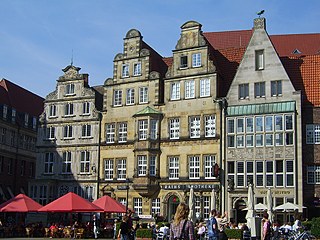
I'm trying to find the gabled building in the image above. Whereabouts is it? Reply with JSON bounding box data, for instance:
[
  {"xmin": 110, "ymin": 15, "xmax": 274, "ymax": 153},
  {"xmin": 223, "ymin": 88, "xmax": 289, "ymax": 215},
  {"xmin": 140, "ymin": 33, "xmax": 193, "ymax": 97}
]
[
  {"xmin": 30, "ymin": 65, "xmax": 103, "ymax": 204},
  {"xmin": 0, "ymin": 79, "xmax": 44, "ymax": 203}
]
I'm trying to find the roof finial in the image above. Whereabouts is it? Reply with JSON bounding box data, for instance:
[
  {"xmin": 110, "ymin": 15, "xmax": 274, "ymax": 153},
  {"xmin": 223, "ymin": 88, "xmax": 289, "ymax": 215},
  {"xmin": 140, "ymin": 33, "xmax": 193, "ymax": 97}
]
[
  {"xmin": 256, "ymin": 10, "xmax": 265, "ymax": 18},
  {"xmin": 71, "ymin": 49, "xmax": 74, "ymax": 66}
]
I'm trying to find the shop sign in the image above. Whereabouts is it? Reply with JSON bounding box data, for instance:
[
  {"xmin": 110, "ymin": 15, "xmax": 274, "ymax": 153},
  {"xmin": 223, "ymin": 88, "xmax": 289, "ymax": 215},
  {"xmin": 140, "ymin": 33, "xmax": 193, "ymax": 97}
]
[{"xmin": 161, "ymin": 184, "xmax": 218, "ymax": 190}]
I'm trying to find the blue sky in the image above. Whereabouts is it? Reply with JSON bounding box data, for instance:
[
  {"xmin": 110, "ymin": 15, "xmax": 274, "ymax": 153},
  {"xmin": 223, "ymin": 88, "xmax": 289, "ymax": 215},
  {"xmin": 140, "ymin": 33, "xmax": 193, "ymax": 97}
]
[{"xmin": 1, "ymin": 0, "xmax": 319, "ymax": 97}]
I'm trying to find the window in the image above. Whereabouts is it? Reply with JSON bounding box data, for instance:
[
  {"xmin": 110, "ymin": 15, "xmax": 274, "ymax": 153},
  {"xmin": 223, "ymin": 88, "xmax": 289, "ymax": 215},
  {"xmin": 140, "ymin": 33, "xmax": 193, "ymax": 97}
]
[
  {"xmin": 24, "ymin": 114, "xmax": 29, "ymax": 127},
  {"xmin": 200, "ymin": 79, "xmax": 210, "ymax": 97},
  {"xmin": 65, "ymin": 103, "xmax": 74, "ymax": 116},
  {"xmin": 104, "ymin": 159, "xmax": 114, "ymax": 180},
  {"xmin": 62, "ymin": 151, "xmax": 72, "ymax": 173},
  {"xmin": 114, "ymin": 90, "xmax": 122, "ymax": 106},
  {"xmin": 169, "ymin": 156, "xmax": 179, "ymax": 179},
  {"xmin": 306, "ymin": 124, "xmax": 320, "ymax": 144},
  {"xmin": 80, "ymin": 151, "xmax": 90, "ymax": 173},
  {"xmin": 83, "ymin": 102, "xmax": 90, "ymax": 115},
  {"xmin": 44, "ymin": 152, "xmax": 54, "ymax": 174},
  {"xmin": 12, "ymin": 109, "xmax": 16, "ymax": 122},
  {"xmin": 126, "ymin": 88, "xmax": 135, "ymax": 105},
  {"xmin": 185, "ymin": 80, "xmax": 195, "ymax": 99},
  {"xmin": 239, "ymin": 84, "xmax": 249, "ymax": 99},
  {"xmin": 117, "ymin": 159, "xmax": 126, "ymax": 180},
  {"xmin": 138, "ymin": 155, "xmax": 147, "ymax": 176},
  {"xmin": 266, "ymin": 161, "xmax": 273, "ymax": 186},
  {"xmin": 276, "ymin": 160, "xmax": 284, "ymax": 187},
  {"xmin": 246, "ymin": 117, "xmax": 254, "ymax": 132},
  {"xmin": 82, "ymin": 125, "xmax": 91, "ymax": 137},
  {"xmin": 237, "ymin": 118, "xmax": 244, "ymax": 133},
  {"xmin": 275, "ymin": 133, "xmax": 283, "ymax": 146},
  {"xmin": 271, "ymin": 80, "xmax": 282, "ymax": 96},
  {"xmin": 133, "ymin": 62, "xmax": 141, "ymax": 76},
  {"xmin": 122, "ymin": 64, "xmax": 129, "ymax": 77},
  {"xmin": 49, "ymin": 105, "xmax": 57, "ymax": 117},
  {"xmin": 139, "ymin": 87, "xmax": 148, "ymax": 104},
  {"xmin": 64, "ymin": 125, "xmax": 73, "ymax": 139},
  {"xmin": 138, "ymin": 120, "xmax": 148, "ymax": 140},
  {"xmin": 39, "ymin": 185, "xmax": 47, "ymax": 205},
  {"xmin": 189, "ymin": 155, "xmax": 200, "ymax": 179},
  {"xmin": 150, "ymin": 120, "xmax": 158, "ymax": 140},
  {"xmin": 118, "ymin": 122, "xmax": 127, "ymax": 143},
  {"xmin": 204, "ymin": 155, "xmax": 216, "ymax": 179},
  {"xmin": 227, "ymin": 119, "xmax": 235, "ymax": 147},
  {"xmin": 265, "ymin": 116, "xmax": 273, "ymax": 132},
  {"xmin": 246, "ymin": 135, "xmax": 254, "ymax": 147},
  {"xmin": 265, "ymin": 134, "xmax": 273, "ymax": 146},
  {"xmin": 256, "ymin": 161, "xmax": 264, "ymax": 187},
  {"xmin": 237, "ymin": 161, "xmax": 245, "ymax": 187},
  {"xmin": 205, "ymin": 115, "xmax": 216, "ymax": 137},
  {"xmin": 307, "ymin": 166, "xmax": 320, "ymax": 184},
  {"xmin": 169, "ymin": 118, "xmax": 180, "ymax": 139},
  {"xmin": 0, "ymin": 128, "xmax": 6, "ymax": 143},
  {"xmin": 150, "ymin": 155, "xmax": 157, "ymax": 176},
  {"xmin": 255, "ymin": 50, "xmax": 264, "ymax": 70},
  {"xmin": 286, "ymin": 160, "xmax": 294, "ymax": 187},
  {"xmin": 66, "ymin": 83, "xmax": 75, "ymax": 95},
  {"xmin": 203, "ymin": 196, "xmax": 210, "ymax": 219},
  {"xmin": 189, "ymin": 116, "xmax": 200, "ymax": 138},
  {"xmin": 134, "ymin": 198, "xmax": 142, "ymax": 215},
  {"xmin": 180, "ymin": 56, "xmax": 188, "ymax": 68},
  {"xmin": 32, "ymin": 117, "xmax": 37, "ymax": 129},
  {"xmin": 106, "ymin": 123, "xmax": 115, "ymax": 143},
  {"xmin": 151, "ymin": 198, "xmax": 161, "ymax": 215},
  {"xmin": 247, "ymin": 161, "xmax": 254, "ymax": 186},
  {"xmin": 171, "ymin": 82, "xmax": 180, "ymax": 100},
  {"xmin": 275, "ymin": 115, "xmax": 283, "ymax": 131},
  {"xmin": 3, "ymin": 105, "xmax": 7, "ymax": 119},
  {"xmin": 237, "ymin": 135, "xmax": 244, "ymax": 147},
  {"xmin": 20, "ymin": 160, "xmax": 26, "ymax": 176},
  {"xmin": 227, "ymin": 162, "xmax": 235, "ymax": 184},
  {"xmin": 256, "ymin": 134, "xmax": 263, "ymax": 147},
  {"xmin": 255, "ymin": 117, "xmax": 264, "ymax": 132},
  {"xmin": 8, "ymin": 158, "xmax": 13, "ymax": 175},
  {"xmin": 254, "ymin": 82, "xmax": 265, "ymax": 98},
  {"xmin": 192, "ymin": 53, "xmax": 201, "ymax": 67},
  {"xmin": 47, "ymin": 127, "xmax": 55, "ymax": 140}
]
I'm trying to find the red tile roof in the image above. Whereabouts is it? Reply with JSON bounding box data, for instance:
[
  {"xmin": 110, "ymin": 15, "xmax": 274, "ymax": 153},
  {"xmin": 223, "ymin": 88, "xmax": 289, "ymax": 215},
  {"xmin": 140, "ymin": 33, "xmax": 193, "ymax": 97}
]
[{"xmin": 0, "ymin": 78, "xmax": 44, "ymax": 116}]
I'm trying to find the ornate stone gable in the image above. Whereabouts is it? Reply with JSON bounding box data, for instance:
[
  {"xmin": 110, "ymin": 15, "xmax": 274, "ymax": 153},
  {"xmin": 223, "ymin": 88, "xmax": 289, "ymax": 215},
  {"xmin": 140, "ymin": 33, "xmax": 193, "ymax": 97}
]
[{"xmin": 175, "ymin": 21, "xmax": 207, "ymax": 50}]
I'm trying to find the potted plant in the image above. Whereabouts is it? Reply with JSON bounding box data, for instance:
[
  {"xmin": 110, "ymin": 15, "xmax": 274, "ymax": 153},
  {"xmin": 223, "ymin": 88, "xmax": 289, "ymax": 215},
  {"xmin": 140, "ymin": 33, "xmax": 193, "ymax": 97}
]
[{"xmin": 136, "ymin": 228, "xmax": 153, "ymax": 240}]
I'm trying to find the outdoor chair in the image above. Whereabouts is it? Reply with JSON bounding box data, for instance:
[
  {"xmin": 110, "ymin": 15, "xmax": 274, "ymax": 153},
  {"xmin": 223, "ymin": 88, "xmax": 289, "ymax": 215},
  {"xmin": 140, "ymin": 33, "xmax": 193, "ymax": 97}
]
[
  {"xmin": 44, "ymin": 227, "xmax": 50, "ymax": 238},
  {"xmin": 63, "ymin": 227, "xmax": 72, "ymax": 238},
  {"xmin": 25, "ymin": 227, "xmax": 34, "ymax": 238},
  {"xmin": 75, "ymin": 228, "xmax": 85, "ymax": 239}
]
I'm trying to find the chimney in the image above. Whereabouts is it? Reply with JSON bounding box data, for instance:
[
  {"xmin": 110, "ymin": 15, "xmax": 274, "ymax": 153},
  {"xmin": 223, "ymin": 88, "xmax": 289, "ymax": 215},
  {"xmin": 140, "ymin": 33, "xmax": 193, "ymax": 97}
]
[{"xmin": 254, "ymin": 17, "xmax": 266, "ymax": 30}]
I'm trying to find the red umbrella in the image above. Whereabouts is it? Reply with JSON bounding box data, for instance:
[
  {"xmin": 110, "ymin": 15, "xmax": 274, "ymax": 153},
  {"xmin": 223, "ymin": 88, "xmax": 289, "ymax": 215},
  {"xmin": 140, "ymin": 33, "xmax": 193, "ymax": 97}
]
[
  {"xmin": 93, "ymin": 195, "xmax": 127, "ymax": 213},
  {"xmin": 38, "ymin": 192, "xmax": 102, "ymax": 212},
  {"xmin": 0, "ymin": 193, "xmax": 43, "ymax": 212}
]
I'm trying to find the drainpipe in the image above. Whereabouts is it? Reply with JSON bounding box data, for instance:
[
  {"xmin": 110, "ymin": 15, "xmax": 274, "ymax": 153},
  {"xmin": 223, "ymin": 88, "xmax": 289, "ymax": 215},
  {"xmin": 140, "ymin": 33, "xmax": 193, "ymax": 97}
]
[{"xmin": 96, "ymin": 112, "xmax": 102, "ymax": 200}]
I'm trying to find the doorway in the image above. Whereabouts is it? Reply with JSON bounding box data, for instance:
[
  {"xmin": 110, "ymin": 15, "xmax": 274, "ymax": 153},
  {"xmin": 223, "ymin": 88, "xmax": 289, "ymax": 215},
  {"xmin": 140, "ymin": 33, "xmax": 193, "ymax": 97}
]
[{"xmin": 167, "ymin": 195, "xmax": 180, "ymax": 221}]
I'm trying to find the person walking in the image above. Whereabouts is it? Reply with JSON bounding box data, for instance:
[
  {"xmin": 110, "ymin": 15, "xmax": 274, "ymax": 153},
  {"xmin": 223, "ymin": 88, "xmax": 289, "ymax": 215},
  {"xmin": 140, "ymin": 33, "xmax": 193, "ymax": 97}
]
[
  {"xmin": 206, "ymin": 209, "xmax": 219, "ymax": 240},
  {"xmin": 118, "ymin": 215, "xmax": 130, "ymax": 240},
  {"xmin": 93, "ymin": 214, "xmax": 99, "ymax": 239},
  {"xmin": 169, "ymin": 202, "xmax": 195, "ymax": 240},
  {"xmin": 262, "ymin": 212, "xmax": 271, "ymax": 240}
]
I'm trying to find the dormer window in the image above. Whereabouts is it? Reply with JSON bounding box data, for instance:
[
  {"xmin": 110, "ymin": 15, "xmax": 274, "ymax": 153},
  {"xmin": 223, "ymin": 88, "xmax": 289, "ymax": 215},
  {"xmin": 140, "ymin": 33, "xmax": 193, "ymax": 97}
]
[
  {"xmin": 292, "ymin": 49, "xmax": 302, "ymax": 54},
  {"xmin": 192, "ymin": 53, "xmax": 201, "ymax": 67},
  {"xmin": 255, "ymin": 50, "xmax": 264, "ymax": 70},
  {"xmin": 133, "ymin": 62, "xmax": 141, "ymax": 76},
  {"xmin": 180, "ymin": 56, "xmax": 188, "ymax": 68},
  {"xmin": 122, "ymin": 64, "xmax": 129, "ymax": 77},
  {"xmin": 66, "ymin": 83, "xmax": 75, "ymax": 95}
]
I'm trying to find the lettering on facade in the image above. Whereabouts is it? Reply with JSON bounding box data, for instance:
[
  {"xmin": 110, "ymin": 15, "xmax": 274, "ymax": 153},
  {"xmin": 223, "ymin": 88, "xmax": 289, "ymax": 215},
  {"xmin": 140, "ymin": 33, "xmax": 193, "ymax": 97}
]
[
  {"xmin": 259, "ymin": 190, "xmax": 291, "ymax": 195},
  {"xmin": 161, "ymin": 184, "xmax": 217, "ymax": 190}
]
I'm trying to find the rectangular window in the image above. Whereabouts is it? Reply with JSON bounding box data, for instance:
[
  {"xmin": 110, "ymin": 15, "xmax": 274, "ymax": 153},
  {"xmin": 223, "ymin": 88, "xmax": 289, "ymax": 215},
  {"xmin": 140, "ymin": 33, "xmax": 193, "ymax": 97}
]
[
  {"xmin": 185, "ymin": 80, "xmax": 195, "ymax": 99},
  {"xmin": 66, "ymin": 83, "xmax": 75, "ymax": 95},
  {"xmin": 189, "ymin": 116, "xmax": 201, "ymax": 138},
  {"xmin": 64, "ymin": 125, "xmax": 73, "ymax": 139},
  {"xmin": 117, "ymin": 159, "xmax": 126, "ymax": 180},
  {"xmin": 237, "ymin": 118, "xmax": 244, "ymax": 133},
  {"xmin": 180, "ymin": 56, "xmax": 188, "ymax": 68},
  {"xmin": 20, "ymin": 160, "xmax": 26, "ymax": 176},
  {"xmin": 133, "ymin": 62, "xmax": 141, "ymax": 76},
  {"xmin": 114, "ymin": 90, "xmax": 122, "ymax": 106},
  {"xmin": 275, "ymin": 133, "xmax": 284, "ymax": 146},
  {"xmin": 44, "ymin": 152, "xmax": 54, "ymax": 174},
  {"xmin": 237, "ymin": 135, "xmax": 244, "ymax": 147},
  {"xmin": 239, "ymin": 84, "xmax": 249, "ymax": 99},
  {"xmin": 106, "ymin": 123, "xmax": 115, "ymax": 143},
  {"xmin": 82, "ymin": 125, "xmax": 91, "ymax": 137},
  {"xmin": 139, "ymin": 87, "xmax": 148, "ymax": 104},
  {"xmin": 237, "ymin": 161, "xmax": 245, "ymax": 187},
  {"xmin": 8, "ymin": 158, "xmax": 13, "ymax": 175},
  {"xmin": 118, "ymin": 122, "xmax": 128, "ymax": 143},
  {"xmin": 276, "ymin": 160, "xmax": 284, "ymax": 187},
  {"xmin": 205, "ymin": 115, "xmax": 216, "ymax": 137},
  {"xmin": 265, "ymin": 116, "xmax": 273, "ymax": 132},
  {"xmin": 65, "ymin": 103, "xmax": 74, "ymax": 116},
  {"xmin": 203, "ymin": 196, "xmax": 210, "ymax": 219},
  {"xmin": 275, "ymin": 115, "xmax": 283, "ymax": 131},
  {"xmin": 169, "ymin": 156, "xmax": 179, "ymax": 179},
  {"xmin": 169, "ymin": 118, "xmax": 180, "ymax": 139},
  {"xmin": 246, "ymin": 161, "xmax": 254, "ymax": 186},
  {"xmin": 12, "ymin": 109, "xmax": 16, "ymax": 123},
  {"xmin": 189, "ymin": 155, "xmax": 200, "ymax": 179},
  {"xmin": 200, "ymin": 79, "xmax": 210, "ymax": 97},
  {"xmin": 307, "ymin": 166, "xmax": 320, "ymax": 184},
  {"xmin": 265, "ymin": 134, "xmax": 273, "ymax": 146},
  {"xmin": 266, "ymin": 161, "xmax": 274, "ymax": 186},
  {"xmin": 246, "ymin": 135, "xmax": 254, "ymax": 147},
  {"xmin": 271, "ymin": 80, "xmax": 282, "ymax": 96},
  {"xmin": 126, "ymin": 88, "xmax": 135, "ymax": 105},
  {"xmin": 151, "ymin": 198, "xmax": 161, "ymax": 215},
  {"xmin": 122, "ymin": 64, "xmax": 129, "ymax": 77},
  {"xmin": 39, "ymin": 185, "xmax": 47, "ymax": 205},
  {"xmin": 306, "ymin": 124, "xmax": 320, "ymax": 144},
  {"xmin": 256, "ymin": 134, "xmax": 263, "ymax": 147},
  {"xmin": 49, "ymin": 105, "xmax": 57, "ymax": 117},
  {"xmin": 255, "ymin": 117, "xmax": 264, "ymax": 132},
  {"xmin": 246, "ymin": 117, "xmax": 254, "ymax": 133},
  {"xmin": 192, "ymin": 53, "xmax": 201, "ymax": 67},
  {"xmin": 138, "ymin": 155, "xmax": 147, "ymax": 176},
  {"xmin": 104, "ymin": 159, "xmax": 114, "ymax": 180},
  {"xmin": 62, "ymin": 151, "xmax": 72, "ymax": 173},
  {"xmin": 80, "ymin": 151, "xmax": 90, "ymax": 173},
  {"xmin": 83, "ymin": 102, "xmax": 90, "ymax": 115},
  {"xmin": 227, "ymin": 136, "xmax": 235, "ymax": 148},
  {"xmin": 171, "ymin": 82, "xmax": 181, "ymax": 100},
  {"xmin": 254, "ymin": 82, "xmax": 265, "ymax": 98},
  {"xmin": 150, "ymin": 155, "xmax": 156, "ymax": 176},
  {"xmin": 150, "ymin": 120, "xmax": 158, "ymax": 140},
  {"xmin": 227, "ymin": 161, "xmax": 235, "ymax": 185},
  {"xmin": 285, "ymin": 115, "xmax": 293, "ymax": 130},
  {"xmin": 3, "ymin": 105, "xmax": 8, "ymax": 119},
  {"xmin": 204, "ymin": 155, "xmax": 216, "ymax": 179},
  {"xmin": 32, "ymin": 117, "xmax": 37, "ymax": 130},
  {"xmin": 138, "ymin": 120, "xmax": 148, "ymax": 140},
  {"xmin": 255, "ymin": 50, "xmax": 264, "ymax": 70},
  {"xmin": 286, "ymin": 160, "xmax": 294, "ymax": 187},
  {"xmin": 256, "ymin": 161, "xmax": 264, "ymax": 187},
  {"xmin": 134, "ymin": 198, "xmax": 142, "ymax": 215}
]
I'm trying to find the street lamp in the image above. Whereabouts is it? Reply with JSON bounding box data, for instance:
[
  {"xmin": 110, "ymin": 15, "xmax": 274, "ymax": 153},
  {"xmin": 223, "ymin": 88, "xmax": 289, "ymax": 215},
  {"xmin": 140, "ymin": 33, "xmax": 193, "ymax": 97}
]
[{"xmin": 126, "ymin": 178, "xmax": 130, "ymax": 212}]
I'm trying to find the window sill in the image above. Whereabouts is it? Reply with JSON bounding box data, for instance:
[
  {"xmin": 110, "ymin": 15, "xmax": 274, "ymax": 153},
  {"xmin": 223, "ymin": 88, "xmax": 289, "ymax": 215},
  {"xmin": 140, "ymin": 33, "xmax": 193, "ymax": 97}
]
[
  {"xmin": 80, "ymin": 136, "xmax": 93, "ymax": 139},
  {"xmin": 80, "ymin": 113, "xmax": 91, "ymax": 116},
  {"xmin": 62, "ymin": 115, "xmax": 76, "ymax": 118},
  {"xmin": 64, "ymin": 93, "xmax": 76, "ymax": 97},
  {"xmin": 48, "ymin": 116, "xmax": 58, "ymax": 119},
  {"xmin": 62, "ymin": 137, "xmax": 75, "ymax": 140}
]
